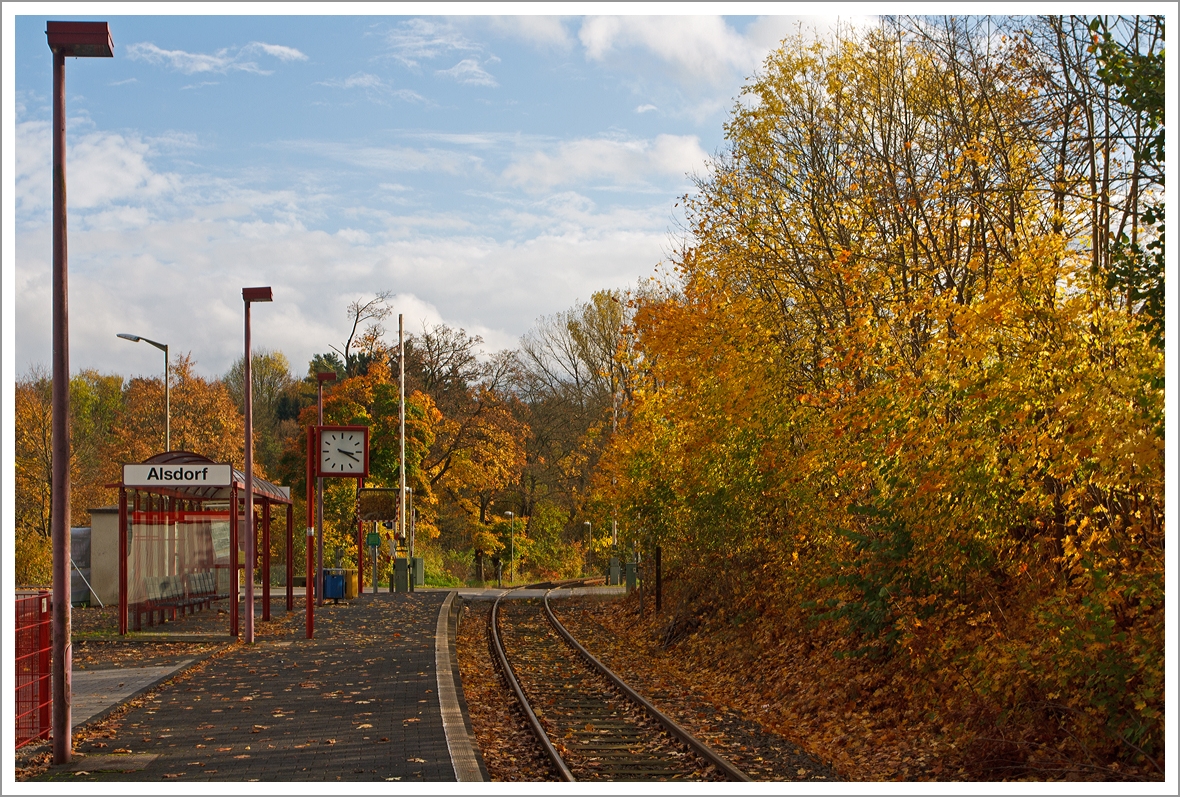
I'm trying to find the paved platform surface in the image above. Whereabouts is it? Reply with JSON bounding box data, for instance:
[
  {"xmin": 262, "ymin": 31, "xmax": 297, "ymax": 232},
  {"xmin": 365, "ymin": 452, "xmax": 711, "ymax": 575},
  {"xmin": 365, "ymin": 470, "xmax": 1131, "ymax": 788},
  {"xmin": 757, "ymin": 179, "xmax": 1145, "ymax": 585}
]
[
  {"xmin": 40, "ymin": 592, "xmax": 477, "ymax": 782},
  {"xmin": 72, "ymin": 661, "xmax": 194, "ymax": 726}
]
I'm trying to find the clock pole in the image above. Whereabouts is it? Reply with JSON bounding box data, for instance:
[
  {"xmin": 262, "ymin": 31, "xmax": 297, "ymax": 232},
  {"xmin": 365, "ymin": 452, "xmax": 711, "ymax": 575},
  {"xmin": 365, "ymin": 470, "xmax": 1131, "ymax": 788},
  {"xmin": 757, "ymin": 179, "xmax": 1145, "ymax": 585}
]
[{"xmin": 315, "ymin": 372, "xmax": 337, "ymax": 606}]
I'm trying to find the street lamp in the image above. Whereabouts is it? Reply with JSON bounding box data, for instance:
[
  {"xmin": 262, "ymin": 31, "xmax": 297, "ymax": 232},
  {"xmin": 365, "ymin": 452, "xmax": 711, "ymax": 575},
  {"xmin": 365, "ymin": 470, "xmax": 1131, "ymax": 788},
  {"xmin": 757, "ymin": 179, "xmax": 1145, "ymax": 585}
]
[
  {"xmin": 117, "ymin": 333, "xmax": 169, "ymax": 451},
  {"xmin": 242, "ymin": 286, "xmax": 272, "ymax": 645},
  {"xmin": 584, "ymin": 521, "xmax": 591, "ymax": 576},
  {"xmin": 46, "ymin": 19, "xmax": 113, "ymax": 767},
  {"xmin": 314, "ymin": 371, "xmax": 336, "ymax": 607},
  {"xmin": 505, "ymin": 511, "xmax": 515, "ymax": 584}
]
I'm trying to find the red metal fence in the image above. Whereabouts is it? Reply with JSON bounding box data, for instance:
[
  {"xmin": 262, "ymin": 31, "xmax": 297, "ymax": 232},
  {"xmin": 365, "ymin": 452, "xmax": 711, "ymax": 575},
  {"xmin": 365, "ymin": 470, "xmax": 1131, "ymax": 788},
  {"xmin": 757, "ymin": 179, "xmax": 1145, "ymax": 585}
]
[{"xmin": 14, "ymin": 592, "xmax": 52, "ymax": 749}]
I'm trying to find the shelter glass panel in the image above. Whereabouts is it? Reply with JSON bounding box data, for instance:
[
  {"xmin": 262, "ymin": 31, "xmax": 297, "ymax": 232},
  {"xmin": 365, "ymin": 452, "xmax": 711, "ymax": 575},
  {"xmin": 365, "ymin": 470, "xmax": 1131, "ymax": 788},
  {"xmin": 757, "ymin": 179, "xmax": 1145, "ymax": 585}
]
[{"xmin": 126, "ymin": 491, "xmax": 231, "ymax": 630}]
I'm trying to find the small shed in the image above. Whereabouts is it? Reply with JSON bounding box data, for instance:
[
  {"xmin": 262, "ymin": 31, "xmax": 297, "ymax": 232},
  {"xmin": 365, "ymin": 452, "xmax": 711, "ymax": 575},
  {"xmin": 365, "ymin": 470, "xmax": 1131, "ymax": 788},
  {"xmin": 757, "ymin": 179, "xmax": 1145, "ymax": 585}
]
[{"xmin": 117, "ymin": 451, "xmax": 293, "ymax": 637}]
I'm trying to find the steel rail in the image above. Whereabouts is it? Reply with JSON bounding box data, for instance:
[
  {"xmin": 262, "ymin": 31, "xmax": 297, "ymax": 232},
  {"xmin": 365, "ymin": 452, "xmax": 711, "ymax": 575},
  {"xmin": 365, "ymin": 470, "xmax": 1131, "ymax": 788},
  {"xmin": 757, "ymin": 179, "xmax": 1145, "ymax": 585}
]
[
  {"xmin": 490, "ymin": 586, "xmax": 575, "ymax": 781},
  {"xmin": 543, "ymin": 587, "xmax": 753, "ymax": 782}
]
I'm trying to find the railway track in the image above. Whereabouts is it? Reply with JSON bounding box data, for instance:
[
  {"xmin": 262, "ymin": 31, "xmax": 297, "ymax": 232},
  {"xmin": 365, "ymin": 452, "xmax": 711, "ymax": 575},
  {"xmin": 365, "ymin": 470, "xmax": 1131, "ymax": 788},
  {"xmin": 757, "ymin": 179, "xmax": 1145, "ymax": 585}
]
[{"xmin": 489, "ymin": 582, "xmax": 752, "ymax": 782}]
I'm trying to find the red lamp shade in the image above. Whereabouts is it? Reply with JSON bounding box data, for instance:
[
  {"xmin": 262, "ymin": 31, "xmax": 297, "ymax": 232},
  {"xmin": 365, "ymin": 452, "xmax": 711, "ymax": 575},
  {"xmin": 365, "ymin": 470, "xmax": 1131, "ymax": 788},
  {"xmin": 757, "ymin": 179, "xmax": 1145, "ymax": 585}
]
[
  {"xmin": 242, "ymin": 287, "xmax": 273, "ymax": 302},
  {"xmin": 46, "ymin": 21, "xmax": 113, "ymax": 57}
]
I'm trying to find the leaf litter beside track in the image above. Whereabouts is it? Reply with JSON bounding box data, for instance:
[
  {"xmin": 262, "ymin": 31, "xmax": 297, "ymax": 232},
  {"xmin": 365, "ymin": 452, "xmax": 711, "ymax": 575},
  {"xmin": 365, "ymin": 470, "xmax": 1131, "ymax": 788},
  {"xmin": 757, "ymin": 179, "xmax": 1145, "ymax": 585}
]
[
  {"xmin": 456, "ymin": 600, "xmax": 556, "ymax": 781},
  {"xmin": 550, "ymin": 595, "xmax": 839, "ymax": 782}
]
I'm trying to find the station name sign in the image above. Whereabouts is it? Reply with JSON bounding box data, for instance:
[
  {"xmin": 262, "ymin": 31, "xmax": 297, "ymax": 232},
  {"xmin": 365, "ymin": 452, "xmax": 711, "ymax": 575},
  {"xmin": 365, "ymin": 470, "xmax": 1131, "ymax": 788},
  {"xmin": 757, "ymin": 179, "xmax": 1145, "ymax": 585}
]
[{"xmin": 123, "ymin": 463, "xmax": 233, "ymax": 487}]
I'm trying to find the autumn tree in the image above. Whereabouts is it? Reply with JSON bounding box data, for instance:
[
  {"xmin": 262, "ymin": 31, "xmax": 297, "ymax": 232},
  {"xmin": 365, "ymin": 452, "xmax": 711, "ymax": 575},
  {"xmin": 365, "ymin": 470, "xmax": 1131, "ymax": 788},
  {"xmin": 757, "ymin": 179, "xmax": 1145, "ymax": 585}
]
[
  {"xmin": 109, "ymin": 353, "xmax": 244, "ymax": 468},
  {"xmin": 276, "ymin": 358, "xmax": 437, "ymax": 571},
  {"xmin": 597, "ymin": 16, "xmax": 1163, "ymax": 777},
  {"xmin": 225, "ymin": 349, "xmax": 301, "ymax": 477},
  {"xmin": 332, "ymin": 291, "xmax": 394, "ymax": 377},
  {"xmin": 514, "ymin": 291, "xmax": 635, "ymax": 545},
  {"xmin": 14, "ymin": 358, "xmax": 249, "ymax": 584},
  {"xmin": 401, "ymin": 324, "xmax": 527, "ymax": 559}
]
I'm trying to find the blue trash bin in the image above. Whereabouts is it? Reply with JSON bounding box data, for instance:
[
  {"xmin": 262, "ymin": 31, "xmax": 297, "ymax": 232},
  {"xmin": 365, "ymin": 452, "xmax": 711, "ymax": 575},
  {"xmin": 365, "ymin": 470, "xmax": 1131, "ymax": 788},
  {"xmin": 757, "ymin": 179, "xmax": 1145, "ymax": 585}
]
[{"xmin": 323, "ymin": 569, "xmax": 345, "ymax": 600}]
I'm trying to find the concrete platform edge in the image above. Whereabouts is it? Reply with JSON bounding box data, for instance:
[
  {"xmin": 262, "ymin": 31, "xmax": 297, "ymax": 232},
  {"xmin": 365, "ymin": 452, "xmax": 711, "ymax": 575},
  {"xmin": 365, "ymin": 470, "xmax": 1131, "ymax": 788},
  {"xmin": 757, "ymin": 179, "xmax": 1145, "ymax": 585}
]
[{"xmin": 436, "ymin": 590, "xmax": 485, "ymax": 781}]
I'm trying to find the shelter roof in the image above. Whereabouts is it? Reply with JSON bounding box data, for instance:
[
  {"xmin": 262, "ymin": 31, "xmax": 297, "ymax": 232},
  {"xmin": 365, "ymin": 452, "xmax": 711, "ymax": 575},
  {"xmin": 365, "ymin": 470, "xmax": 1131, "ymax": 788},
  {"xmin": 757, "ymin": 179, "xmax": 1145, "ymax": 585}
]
[{"xmin": 121, "ymin": 451, "xmax": 292, "ymax": 504}]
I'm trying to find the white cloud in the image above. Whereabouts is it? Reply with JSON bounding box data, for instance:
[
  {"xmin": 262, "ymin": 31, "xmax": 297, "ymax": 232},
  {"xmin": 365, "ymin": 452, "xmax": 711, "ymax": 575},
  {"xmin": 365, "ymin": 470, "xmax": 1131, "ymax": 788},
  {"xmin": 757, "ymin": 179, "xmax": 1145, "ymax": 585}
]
[
  {"xmin": 126, "ymin": 40, "xmax": 307, "ymax": 75},
  {"xmin": 312, "ymin": 72, "xmax": 428, "ymax": 103},
  {"xmin": 319, "ymin": 72, "xmax": 386, "ymax": 90},
  {"xmin": 502, "ymin": 134, "xmax": 708, "ymax": 192},
  {"xmin": 437, "ymin": 59, "xmax": 498, "ymax": 87},
  {"xmin": 283, "ymin": 140, "xmax": 481, "ymax": 176},
  {"xmin": 385, "ymin": 19, "xmax": 480, "ymax": 68},
  {"xmin": 247, "ymin": 42, "xmax": 309, "ymax": 62},
  {"xmin": 636, "ymin": 104, "xmax": 658, "ymax": 113},
  {"xmin": 578, "ymin": 16, "xmax": 758, "ymax": 84},
  {"xmin": 15, "ymin": 121, "xmax": 180, "ymax": 217},
  {"xmin": 485, "ymin": 16, "xmax": 574, "ymax": 50},
  {"xmin": 745, "ymin": 15, "xmax": 879, "ymax": 51},
  {"xmin": 572, "ymin": 14, "xmax": 880, "ymax": 98},
  {"xmin": 16, "ymin": 204, "xmax": 673, "ymax": 376}
]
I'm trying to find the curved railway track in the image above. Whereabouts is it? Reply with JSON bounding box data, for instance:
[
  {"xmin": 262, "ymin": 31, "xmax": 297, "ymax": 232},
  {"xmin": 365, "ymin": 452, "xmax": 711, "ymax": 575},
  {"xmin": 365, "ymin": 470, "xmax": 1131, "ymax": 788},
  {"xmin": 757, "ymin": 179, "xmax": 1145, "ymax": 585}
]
[{"xmin": 489, "ymin": 582, "xmax": 752, "ymax": 782}]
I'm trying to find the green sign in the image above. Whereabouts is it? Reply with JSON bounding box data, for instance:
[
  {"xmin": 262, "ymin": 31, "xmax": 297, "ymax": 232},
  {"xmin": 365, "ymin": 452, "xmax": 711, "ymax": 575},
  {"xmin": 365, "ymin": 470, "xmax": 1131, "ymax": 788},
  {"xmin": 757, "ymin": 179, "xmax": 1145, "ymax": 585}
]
[{"xmin": 366, "ymin": 532, "xmax": 382, "ymax": 548}]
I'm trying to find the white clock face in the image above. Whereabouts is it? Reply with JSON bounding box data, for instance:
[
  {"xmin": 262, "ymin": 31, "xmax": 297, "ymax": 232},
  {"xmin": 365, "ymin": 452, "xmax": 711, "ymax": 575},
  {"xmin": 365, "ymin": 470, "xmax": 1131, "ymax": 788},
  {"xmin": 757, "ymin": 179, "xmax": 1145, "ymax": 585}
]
[{"xmin": 320, "ymin": 429, "xmax": 365, "ymax": 474}]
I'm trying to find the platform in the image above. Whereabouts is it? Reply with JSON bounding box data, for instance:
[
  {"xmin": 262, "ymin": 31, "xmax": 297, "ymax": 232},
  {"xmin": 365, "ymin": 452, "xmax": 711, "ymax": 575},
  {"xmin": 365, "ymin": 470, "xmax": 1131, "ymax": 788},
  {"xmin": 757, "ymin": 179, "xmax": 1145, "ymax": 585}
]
[{"xmin": 38, "ymin": 591, "xmax": 486, "ymax": 782}]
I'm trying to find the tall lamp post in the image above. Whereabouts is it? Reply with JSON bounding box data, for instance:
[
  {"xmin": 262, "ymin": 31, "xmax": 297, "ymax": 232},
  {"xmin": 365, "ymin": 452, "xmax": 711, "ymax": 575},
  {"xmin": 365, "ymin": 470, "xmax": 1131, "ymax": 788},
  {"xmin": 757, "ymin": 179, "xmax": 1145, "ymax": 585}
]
[
  {"xmin": 242, "ymin": 287, "xmax": 273, "ymax": 644},
  {"xmin": 505, "ymin": 511, "xmax": 515, "ymax": 584},
  {"xmin": 315, "ymin": 371, "xmax": 337, "ymax": 606},
  {"xmin": 46, "ymin": 20, "xmax": 113, "ymax": 767},
  {"xmin": 117, "ymin": 333, "xmax": 169, "ymax": 451},
  {"xmin": 584, "ymin": 521, "xmax": 591, "ymax": 576}
]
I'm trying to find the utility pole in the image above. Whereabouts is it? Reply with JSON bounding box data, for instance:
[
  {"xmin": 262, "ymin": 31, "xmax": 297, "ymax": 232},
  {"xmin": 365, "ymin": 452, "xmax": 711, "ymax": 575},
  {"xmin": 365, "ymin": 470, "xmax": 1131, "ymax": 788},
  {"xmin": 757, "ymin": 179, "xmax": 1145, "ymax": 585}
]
[{"xmin": 399, "ymin": 314, "xmax": 406, "ymax": 569}]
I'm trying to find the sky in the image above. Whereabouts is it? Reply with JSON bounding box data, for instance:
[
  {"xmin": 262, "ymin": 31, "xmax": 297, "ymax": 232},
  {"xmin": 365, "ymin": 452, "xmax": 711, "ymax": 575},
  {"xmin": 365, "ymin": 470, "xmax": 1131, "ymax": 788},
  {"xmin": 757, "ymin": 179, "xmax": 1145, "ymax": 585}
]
[{"xmin": 4, "ymin": 5, "xmax": 879, "ymax": 381}]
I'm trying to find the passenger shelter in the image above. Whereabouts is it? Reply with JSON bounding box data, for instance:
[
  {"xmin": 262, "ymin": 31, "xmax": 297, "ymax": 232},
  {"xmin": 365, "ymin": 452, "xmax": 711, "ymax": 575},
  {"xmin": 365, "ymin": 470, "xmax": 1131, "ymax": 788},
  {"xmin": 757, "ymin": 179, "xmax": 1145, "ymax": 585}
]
[{"xmin": 117, "ymin": 451, "xmax": 293, "ymax": 636}]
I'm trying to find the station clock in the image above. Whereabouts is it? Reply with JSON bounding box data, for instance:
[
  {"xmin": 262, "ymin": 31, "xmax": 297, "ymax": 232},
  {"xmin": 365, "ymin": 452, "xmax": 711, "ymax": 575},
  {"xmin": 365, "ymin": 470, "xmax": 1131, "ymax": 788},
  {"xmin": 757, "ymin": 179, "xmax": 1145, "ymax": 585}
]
[{"xmin": 317, "ymin": 425, "xmax": 369, "ymax": 477}]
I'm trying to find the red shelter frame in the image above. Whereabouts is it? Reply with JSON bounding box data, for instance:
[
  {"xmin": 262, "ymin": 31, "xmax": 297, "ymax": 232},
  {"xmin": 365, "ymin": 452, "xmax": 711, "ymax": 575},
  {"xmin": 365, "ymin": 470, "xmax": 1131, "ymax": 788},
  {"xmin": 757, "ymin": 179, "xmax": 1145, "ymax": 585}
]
[{"xmin": 117, "ymin": 451, "xmax": 293, "ymax": 636}]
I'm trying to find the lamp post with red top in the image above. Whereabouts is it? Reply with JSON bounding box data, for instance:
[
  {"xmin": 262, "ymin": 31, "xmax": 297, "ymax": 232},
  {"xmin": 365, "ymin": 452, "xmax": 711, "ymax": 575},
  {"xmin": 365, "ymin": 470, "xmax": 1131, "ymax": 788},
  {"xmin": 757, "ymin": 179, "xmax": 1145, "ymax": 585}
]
[
  {"xmin": 45, "ymin": 19, "xmax": 113, "ymax": 766},
  {"xmin": 242, "ymin": 286, "xmax": 273, "ymax": 644}
]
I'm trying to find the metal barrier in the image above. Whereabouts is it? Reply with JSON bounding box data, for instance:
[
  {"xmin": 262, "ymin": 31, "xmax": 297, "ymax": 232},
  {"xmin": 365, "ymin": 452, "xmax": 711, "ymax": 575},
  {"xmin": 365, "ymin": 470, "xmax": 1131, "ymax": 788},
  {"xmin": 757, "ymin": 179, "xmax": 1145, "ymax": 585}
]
[{"xmin": 14, "ymin": 592, "xmax": 52, "ymax": 749}]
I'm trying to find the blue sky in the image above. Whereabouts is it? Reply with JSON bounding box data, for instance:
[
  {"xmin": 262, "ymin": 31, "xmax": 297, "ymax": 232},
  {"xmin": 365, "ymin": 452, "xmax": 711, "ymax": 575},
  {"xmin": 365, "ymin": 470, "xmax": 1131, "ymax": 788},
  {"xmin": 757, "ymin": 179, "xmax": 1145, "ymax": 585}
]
[{"xmin": 6, "ymin": 6, "xmax": 875, "ymax": 380}]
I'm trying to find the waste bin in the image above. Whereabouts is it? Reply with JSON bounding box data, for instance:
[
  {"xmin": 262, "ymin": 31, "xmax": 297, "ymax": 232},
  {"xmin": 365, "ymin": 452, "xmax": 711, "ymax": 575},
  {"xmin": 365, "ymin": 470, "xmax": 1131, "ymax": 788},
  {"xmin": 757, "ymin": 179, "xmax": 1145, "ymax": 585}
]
[
  {"xmin": 323, "ymin": 569, "xmax": 345, "ymax": 600},
  {"xmin": 394, "ymin": 558, "xmax": 410, "ymax": 593},
  {"xmin": 412, "ymin": 557, "xmax": 424, "ymax": 588},
  {"xmin": 344, "ymin": 568, "xmax": 358, "ymax": 599},
  {"xmin": 624, "ymin": 561, "xmax": 637, "ymax": 593},
  {"xmin": 609, "ymin": 557, "xmax": 621, "ymax": 586}
]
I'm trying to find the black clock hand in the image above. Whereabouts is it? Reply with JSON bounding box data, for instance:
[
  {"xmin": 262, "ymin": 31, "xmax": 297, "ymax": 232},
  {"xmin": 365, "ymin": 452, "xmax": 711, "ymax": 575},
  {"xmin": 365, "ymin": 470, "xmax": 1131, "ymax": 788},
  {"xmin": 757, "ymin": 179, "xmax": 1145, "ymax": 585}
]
[{"xmin": 337, "ymin": 448, "xmax": 360, "ymax": 461}]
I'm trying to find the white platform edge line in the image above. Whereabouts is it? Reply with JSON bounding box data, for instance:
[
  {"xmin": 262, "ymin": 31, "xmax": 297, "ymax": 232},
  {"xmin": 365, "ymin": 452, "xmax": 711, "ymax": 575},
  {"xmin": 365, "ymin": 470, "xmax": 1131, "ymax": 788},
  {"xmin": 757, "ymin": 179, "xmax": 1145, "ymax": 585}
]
[{"xmin": 435, "ymin": 590, "xmax": 483, "ymax": 782}]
